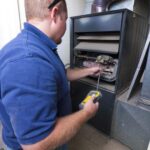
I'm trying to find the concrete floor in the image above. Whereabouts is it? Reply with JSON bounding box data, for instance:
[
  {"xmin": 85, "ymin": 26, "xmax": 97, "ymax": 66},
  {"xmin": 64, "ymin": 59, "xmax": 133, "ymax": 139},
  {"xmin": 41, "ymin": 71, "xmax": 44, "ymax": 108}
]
[
  {"xmin": 0, "ymin": 124, "xmax": 5, "ymax": 150},
  {"xmin": 68, "ymin": 124, "xmax": 131, "ymax": 150},
  {"xmin": 0, "ymin": 123, "xmax": 131, "ymax": 150}
]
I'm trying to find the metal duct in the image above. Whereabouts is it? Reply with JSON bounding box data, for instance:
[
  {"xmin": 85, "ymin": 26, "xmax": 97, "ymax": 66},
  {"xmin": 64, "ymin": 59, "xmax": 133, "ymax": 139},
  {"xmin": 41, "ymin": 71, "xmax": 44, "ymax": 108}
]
[{"xmin": 91, "ymin": 0, "xmax": 121, "ymax": 13}]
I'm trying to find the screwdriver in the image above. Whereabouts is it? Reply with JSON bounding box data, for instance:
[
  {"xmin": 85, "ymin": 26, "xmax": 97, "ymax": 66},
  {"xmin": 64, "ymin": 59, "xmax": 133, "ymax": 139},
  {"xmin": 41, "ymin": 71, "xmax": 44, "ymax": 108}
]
[{"xmin": 79, "ymin": 67, "xmax": 102, "ymax": 109}]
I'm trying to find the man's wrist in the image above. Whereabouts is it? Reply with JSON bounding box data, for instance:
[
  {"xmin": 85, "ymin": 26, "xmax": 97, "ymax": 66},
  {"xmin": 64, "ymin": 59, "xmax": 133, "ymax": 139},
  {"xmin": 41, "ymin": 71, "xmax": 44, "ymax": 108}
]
[
  {"xmin": 80, "ymin": 109, "xmax": 92, "ymax": 121},
  {"xmin": 84, "ymin": 68, "xmax": 92, "ymax": 76}
]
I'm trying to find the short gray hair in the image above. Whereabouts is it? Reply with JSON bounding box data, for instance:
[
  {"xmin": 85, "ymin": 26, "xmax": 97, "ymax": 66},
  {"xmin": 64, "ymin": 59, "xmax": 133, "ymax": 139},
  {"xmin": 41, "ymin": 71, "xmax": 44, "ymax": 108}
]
[{"xmin": 25, "ymin": 0, "xmax": 67, "ymax": 21}]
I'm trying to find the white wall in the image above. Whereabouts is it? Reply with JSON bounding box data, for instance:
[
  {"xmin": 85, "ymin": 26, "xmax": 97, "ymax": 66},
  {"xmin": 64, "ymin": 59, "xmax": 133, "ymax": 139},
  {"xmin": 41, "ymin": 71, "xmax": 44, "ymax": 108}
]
[
  {"xmin": 0, "ymin": 0, "xmax": 21, "ymax": 49},
  {"xmin": 0, "ymin": 0, "xmax": 86, "ymax": 65},
  {"xmin": 57, "ymin": 0, "xmax": 86, "ymax": 65}
]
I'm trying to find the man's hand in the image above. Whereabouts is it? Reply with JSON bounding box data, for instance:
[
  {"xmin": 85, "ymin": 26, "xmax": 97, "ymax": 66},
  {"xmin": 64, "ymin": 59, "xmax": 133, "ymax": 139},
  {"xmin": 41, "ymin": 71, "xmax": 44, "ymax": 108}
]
[
  {"xmin": 67, "ymin": 66, "xmax": 103, "ymax": 81},
  {"xmin": 87, "ymin": 66, "xmax": 103, "ymax": 77},
  {"xmin": 82, "ymin": 95, "xmax": 99, "ymax": 119}
]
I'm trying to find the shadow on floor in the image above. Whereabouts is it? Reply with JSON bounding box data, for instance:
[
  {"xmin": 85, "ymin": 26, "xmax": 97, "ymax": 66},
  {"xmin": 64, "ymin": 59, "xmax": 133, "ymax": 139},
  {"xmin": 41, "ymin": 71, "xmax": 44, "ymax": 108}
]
[{"xmin": 68, "ymin": 124, "xmax": 131, "ymax": 150}]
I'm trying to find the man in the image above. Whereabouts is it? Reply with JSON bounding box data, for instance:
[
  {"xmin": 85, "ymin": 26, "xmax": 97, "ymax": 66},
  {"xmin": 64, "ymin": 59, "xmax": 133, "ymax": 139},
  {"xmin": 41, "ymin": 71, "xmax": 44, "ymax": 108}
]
[{"xmin": 0, "ymin": 0, "xmax": 100, "ymax": 149}]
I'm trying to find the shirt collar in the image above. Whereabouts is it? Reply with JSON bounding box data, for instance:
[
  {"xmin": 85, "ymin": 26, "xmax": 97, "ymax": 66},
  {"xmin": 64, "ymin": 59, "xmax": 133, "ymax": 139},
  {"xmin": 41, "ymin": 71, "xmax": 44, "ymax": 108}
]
[{"xmin": 24, "ymin": 22, "xmax": 57, "ymax": 51}]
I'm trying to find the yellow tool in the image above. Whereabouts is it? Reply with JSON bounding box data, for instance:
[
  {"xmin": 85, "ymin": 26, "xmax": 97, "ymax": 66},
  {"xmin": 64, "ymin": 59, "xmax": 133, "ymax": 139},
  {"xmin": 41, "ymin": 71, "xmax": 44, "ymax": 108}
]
[{"xmin": 79, "ymin": 90, "xmax": 102, "ymax": 109}]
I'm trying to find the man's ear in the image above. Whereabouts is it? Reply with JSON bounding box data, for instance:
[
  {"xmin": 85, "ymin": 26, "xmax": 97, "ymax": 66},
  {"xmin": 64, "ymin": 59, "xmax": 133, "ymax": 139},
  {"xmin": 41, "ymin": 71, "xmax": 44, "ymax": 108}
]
[{"xmin": 50, "ymin": 7, "xmax": 59, "ymax": 23}]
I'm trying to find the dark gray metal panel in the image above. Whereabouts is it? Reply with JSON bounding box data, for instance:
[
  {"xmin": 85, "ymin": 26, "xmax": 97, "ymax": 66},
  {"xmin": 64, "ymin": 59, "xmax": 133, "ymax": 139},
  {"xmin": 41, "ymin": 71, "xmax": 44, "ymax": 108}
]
[
  {"xmin": 74, "ymin": 13, "xmax": 122, "ymax": 33},
  {"xmin": 141, "ymin": 46, "xmax": 150, "ymax": 103},
  {"xmin": 116, "ymin": 11, "xmax": 148, "ymax": 95},
  {"xmin": 127, "ymin": 30, "xmax": 150, "ymax": 100},
  {"xmin": 112, "ymin": 94, "xmax": 150, "ymax": 150},
  {"xmin": 70, "ymin": 80, "xmax": 115, "ymax": 135}
]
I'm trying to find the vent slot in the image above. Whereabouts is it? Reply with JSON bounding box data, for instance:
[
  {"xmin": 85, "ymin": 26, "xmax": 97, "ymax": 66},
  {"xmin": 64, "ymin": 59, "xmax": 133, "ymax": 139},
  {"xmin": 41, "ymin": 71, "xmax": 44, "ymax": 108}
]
[
  {"xmin": 77, "ymin": 35, "xmax": 120, "ymax": 41},
  {"xmin": 74, "ymin": 42, "xmax": 119, "ymax": 54},
  {"xmin": 75, "ymin": 33, "xmax": 120, "ymax": 54}
]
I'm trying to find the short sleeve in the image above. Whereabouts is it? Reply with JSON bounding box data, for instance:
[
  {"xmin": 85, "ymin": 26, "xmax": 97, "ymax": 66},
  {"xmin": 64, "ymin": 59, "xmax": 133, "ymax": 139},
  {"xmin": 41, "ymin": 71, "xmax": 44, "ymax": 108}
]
[{"xmin": 1, "ymin": 57, "xmax": 58, "ymax": 144}]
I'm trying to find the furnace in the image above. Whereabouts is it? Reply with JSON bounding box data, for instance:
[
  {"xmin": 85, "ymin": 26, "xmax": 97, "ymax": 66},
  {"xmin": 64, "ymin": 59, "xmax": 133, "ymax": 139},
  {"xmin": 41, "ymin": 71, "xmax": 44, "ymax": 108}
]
[{"xmin": 70, "ymin": 9, "xmax": 148, "ymax": 134}]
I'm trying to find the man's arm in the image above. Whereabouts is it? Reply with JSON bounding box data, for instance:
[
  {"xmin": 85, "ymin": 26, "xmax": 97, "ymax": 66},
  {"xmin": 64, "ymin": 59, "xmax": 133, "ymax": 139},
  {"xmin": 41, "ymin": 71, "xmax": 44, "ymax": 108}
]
[
  {"xmin": 67, "ymin": 67, "xmax": 101, "ymax": 81},
  {"xmin": 22, "ymin": 97, "xmax": 99, "ymax": 150}
]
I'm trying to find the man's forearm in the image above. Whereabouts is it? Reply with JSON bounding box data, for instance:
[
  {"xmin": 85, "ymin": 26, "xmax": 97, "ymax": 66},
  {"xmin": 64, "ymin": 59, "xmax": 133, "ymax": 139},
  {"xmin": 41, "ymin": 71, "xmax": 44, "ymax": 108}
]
[
  {"xmin": 67, "ymin": 67, "xmax": 101, "ymax": 81},
  {"xmin": 44, "ymin": 110, "xmax": 90, "ymax": 149},
  {"xmin": 22, "ymin": 110, "xmax": 90, "ymax": 150},
  {"xmin": 67, "ymin": 68, "xmax": 91, "ymax": 81}
]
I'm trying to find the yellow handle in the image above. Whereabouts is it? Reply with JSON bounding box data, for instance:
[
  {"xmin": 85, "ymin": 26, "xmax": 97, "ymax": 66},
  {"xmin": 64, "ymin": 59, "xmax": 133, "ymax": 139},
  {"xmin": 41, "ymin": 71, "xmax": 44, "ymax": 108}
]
[{"xmin": 81, "ymin": 96, "xmax": 92, "ymax": 105}]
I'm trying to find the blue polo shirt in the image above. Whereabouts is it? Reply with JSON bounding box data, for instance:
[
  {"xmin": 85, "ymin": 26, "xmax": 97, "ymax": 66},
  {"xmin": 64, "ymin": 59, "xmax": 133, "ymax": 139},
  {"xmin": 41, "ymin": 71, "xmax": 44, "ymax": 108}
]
[{"xmin": 0, "ymin": 23, "xmax": 71, "ymax": 149}]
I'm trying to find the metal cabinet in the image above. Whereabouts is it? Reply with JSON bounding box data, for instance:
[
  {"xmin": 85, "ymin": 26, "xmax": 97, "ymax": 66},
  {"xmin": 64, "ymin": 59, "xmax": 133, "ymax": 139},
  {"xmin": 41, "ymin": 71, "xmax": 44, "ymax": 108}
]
[{"xmin": 70, "ymin": 9, "xmax": 148, "ymax": 135}]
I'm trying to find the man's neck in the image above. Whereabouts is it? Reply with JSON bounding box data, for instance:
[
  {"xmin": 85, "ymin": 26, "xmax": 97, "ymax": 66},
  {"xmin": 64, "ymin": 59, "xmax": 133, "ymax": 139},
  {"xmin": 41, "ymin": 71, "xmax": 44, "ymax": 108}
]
[{"xmin": 28, "ymin": 19, "xmax": 53, "ymax": 39}]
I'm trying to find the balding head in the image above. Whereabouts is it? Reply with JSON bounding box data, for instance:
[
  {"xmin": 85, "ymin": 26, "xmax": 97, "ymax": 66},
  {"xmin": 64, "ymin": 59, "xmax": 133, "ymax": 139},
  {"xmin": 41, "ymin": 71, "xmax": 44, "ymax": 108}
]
[{"xmin": 25, "ymin": 0, "xmax": 67, "ymax": 21}]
